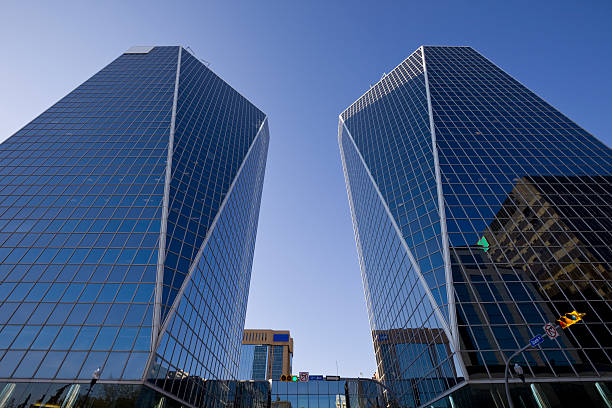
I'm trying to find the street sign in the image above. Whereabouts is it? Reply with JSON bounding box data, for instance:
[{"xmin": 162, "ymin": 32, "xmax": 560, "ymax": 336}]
[
  {"xmin": 325, "ymin": 375, "xmax": 340, "ymax": 381},
  {"xmin": 299, "ymin": 372, "xmax": 309, "ymax": 382},
  {"xmin": 309, "ymin": 375, "xmax": 324, "ymax": 381},
  {"xmin": 543, "ymin": 322, "xmax": 559, "ymax": 339},
  {"xmin": 529, "ymin": 334, "xmax": 544, "ymax": 347}
]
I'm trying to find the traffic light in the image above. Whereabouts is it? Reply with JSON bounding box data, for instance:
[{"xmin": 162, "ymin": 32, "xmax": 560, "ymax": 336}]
[
  {"xmin": 557, "ymin": 311, "xmax": 585, "ymax": 329},
  {"xmin": 280, "ymin": 375, "xmax": 299, "ymax": 382}
]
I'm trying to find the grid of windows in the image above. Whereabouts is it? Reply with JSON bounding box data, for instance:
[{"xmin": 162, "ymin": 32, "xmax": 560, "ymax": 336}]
[
  {"xmin": 376, "ymin": 329, "xmax": 457, "ymax": 406},
  {"xmin": 270, "ymin": 345, "xmax": 284, "ymax": 381},
  {"xmin": 229, "ymin": 380, "xmax": 270, "ymax": 408},
  {"xmin": 238, "ymin": 344, "xmax": 256, "ymax": 380},
  {"xmin": 253, "ymin": 345, "xmax": 270, "ymax": 381},
  {"xmin": 0, "ymin": 382, "xmax": 186, "ymax": 408},
  {"xmin": 161, "ymin": 51, "xmax": 266, "ymax": 322},
  {"xmin": 425, "ymin": 46, "xmax": 612, "ymax": 379},
  {"xmin": 339, "ymin": 45, "xmax": 612, "ymax": 407},
  {"xmin": 339, "ymin": 125, "xmax": 457, "ymax": 408},
  {"xmin": 0, "ymin": 45, "xmax": 269, "ymax": 408},
  {"xmin": 0, "ymin": 46, "xmax": 179, "ymax": 381},
  {"xmin": 271, "ymin": 379, "xmax": 388, "ymax": 408},
  {"xmin": 341, "ymin": 49, "xmax": 450, "ymax": 322},
  {"xmin": 0, "ymin": 380, "xmax": 271, "ymax": 408},
  {"xmin": 148, "ymin": 124, "xmax": 269, "ymax": 407}
]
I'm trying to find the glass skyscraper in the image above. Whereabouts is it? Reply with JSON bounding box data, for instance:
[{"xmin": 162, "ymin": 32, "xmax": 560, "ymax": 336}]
[
  {"xmin": 0, "ymin": 45, "xmax": 269, "ymax": 407},
  {"xmin": 339, "ymin": 46, "xmax": 611, "ymax": 407}
]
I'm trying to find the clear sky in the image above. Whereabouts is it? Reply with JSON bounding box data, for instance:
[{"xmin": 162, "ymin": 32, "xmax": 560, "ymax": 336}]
[{"xmin": 1, "ymin": 0, "xmax": 611, "ymax": 378}]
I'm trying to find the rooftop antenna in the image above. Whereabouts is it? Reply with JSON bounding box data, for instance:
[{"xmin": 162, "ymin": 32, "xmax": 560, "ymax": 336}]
[{"xmin": 184, "ymin": 45, "xmax": 211, "ymax": 67}]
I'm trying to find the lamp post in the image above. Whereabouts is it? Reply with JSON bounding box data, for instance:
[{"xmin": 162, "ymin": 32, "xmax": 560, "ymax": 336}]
[
  {"xmin": 504, "ymin": 344, "xmax": 531, "ymax": 408},
  {"xmin": 79, "ymin": 367, "xmax": 102, "ymax": 408},
  {"xmin": 370, "ymin": 378, "xmax": 400, "ymax": 408},
  {"xmin": 503, "ymin": 319, "xmax": 575, "ymax": 408},
  {"xmin": 502, "ymin": 313, "xmax": 585, "ymax": 408}
]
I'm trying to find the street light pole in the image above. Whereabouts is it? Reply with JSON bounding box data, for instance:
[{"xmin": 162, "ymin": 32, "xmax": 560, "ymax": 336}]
[
  {"xmin": 372, "ymin": 379, "xmax": 400, "ymax": 408},
  {"xmin": 504, "ymin": 342, "xmax": 531, "ymax": 408},
  {"xmin": 79, "ymin": 367, "xmax": 102, "ymax": 408},
  {"xmin": 503, "ymin": 317, "xmax": 585, "ymax": 408},
  {"xmin": 504, "ymin": 322, "xmax": 566, "ymax": 408}
]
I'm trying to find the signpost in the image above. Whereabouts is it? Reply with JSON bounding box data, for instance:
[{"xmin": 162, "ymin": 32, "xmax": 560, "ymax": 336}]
[
  {"xmin": 543, "ymin": 322, "xmax": 558, "ymax": 339},
  {"xmin": 505, "ymin": 312, "xmax": 585, "ymax": 408}
]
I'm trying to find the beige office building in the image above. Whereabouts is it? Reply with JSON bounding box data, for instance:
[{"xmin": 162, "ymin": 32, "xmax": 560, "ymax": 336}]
[{"xmin": 238, "ymin": 329, "xmax": 293, "ymax": 380}]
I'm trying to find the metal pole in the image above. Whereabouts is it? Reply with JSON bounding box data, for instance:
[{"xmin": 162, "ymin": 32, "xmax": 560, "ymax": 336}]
[
  {"xmin": 78, "ymin": 367, "xmax": 101, "ymax": 408},
  {"xmin": 346, "ymin": 378, "xmax": 400, "ymax": 408},
  {"xmin": 374, "ymin": 379, "xmax": 400, "ymax": 408},
  {"xmin": 78, "ymin": 386, "xmax": 93, "ymax": 408},
  {"xmin": 344, "ymin": 381, "xmax": 351, "ymax": 408},
  {"xmin": 504, "ymin": 343, "xmax": 531, "ymax": 408}
]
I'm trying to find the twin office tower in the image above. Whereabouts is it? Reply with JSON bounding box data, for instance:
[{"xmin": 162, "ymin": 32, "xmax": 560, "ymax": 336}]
[{"xmin": 0, "ymin": 45, "xmax": 609, "ymax": 408}]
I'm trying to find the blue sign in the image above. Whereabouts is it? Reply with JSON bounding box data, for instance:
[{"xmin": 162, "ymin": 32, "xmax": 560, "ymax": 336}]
[
  {"xmin": 309, "ymin": 375, "xmax": 324, "ymax": 381},
  {"xmin": 273, "ymin": 334, "xmax": 290, "ymax": 342},
  {"xmin": 529, "ymin": 335, "xmax": 544, "ymax": 347}
]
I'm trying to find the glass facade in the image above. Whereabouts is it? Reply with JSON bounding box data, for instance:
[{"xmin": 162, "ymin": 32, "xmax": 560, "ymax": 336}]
[
  {"xmin": 237, "ymin": 344, "xmax": 273, "ymax": 381},
  {"xmin": 238, "ymin": 344, "xmax": 257, "ymax": 380},
  {"xmin": 0, "ymin": 46, "xmax": 268, "ymax": 407},
  {"xmin": 271, "ymin": 378, "xmax": 389, "ymax": 408},
  {"xmin": 339, "ymin": 46, "xmax": 612, "ymax": 407},
  {"xmin": 271, "ymin": 345, "xmax": 285, "ymax": 381},
  {"xmin": 0, "ymin": 378, "xmax": 391, "ymax": 408},
  {"xmin": 253, "ymin": 345, "xmax": 270, "ymax": 380}
]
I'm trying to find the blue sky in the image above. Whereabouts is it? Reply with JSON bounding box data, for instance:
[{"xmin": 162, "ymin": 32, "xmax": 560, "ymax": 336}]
[{"xmin": 1, "ymin": 0, "xmax": 611, "ymax": 378}]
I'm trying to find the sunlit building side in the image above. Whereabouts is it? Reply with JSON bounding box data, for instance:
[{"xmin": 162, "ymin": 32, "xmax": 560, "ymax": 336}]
[{"xmin": 0, "ymin": 45, "xmax": 269, "ymax": 407}]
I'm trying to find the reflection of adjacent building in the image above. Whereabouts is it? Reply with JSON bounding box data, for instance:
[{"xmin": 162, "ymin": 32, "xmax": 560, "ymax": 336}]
[
  {"xmin": 339, "ymin": 44, "xmax": 612, "ymax": 407},
  {"xmin": 239, "ymin": 330, "xmax": 294, "ymax": 381},
  {"xmin": 0, "ymin": 382, "xmax": 163, "ymax": 408},
  {"xmin": 229, "ymin": 380, "xmax": 270, "ymax": 408},
  {"xmin": 0, "ymin": 379, "xmax": 272, "ymax": 408},
  {"xmin": 373, "ymin": 328, "xmax": 456, "ymax": 407},
  {"xmin": 462, "ymin": 175, "xmax": 612, "ymax": 376},
  {"xmin": 269, "ymin": 378, "xmax": 388, "ymax": 408},
  {"xmin": 271, "ymin": 400, "xmax": 292, "ymax": 408},
  {"xmin": 489, "ymin": 175, "xmax": 611, "ymax": 304},
  {"xmin": 451, "ymin": 245, "xmax": 581, "ymax": 376}
]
